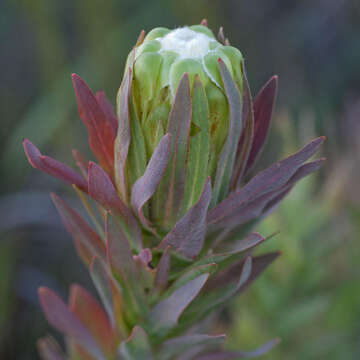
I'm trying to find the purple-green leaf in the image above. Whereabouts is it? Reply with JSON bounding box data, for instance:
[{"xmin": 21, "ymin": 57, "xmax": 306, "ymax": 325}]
[
  {"xmin": 162, "ymin": 73, "xmax": 192, "ymax": 226},
  {"xmin": 106, "ymin": 213, "xmax": 138, "ymax": 285},
  {"xmin": 159, "ymin": 178, "xmax": 212, "ymax": 259},
  {"xmin": 38, "ymin": 287, "xmax": 104, "ymax": 359},
  {"xmin": 231, "ymin": 62, "xmax": 254, "ymax": 188},
  {"xmin": 208, "ymin": 137, "xmax": 325, "ymax": 227},
  {"xmin": 148, "ymin": 273, "xmax": 209, "ymax": 333},
  {"xmin": 211, "ymin": 59, "xmax": 243, "ymax": 207},
  {"xmin": 131, "ymin": 133, "xmax": 171, "ymax": 233},
  {"xmin": 90, "ymin": 257, "xmax": 114, "ymax": 325},
  {"xmin": 51, "ymin": 193, "xmax": 106, "ymax": 264},
  {"xmin": 88, "ymin": 162, "xmax": 142, "ymax": 248},
  {"xmin": 115, "ymin": 67, "xmax": 133, "ymax": 202},
  {"xmin": 155, "ymin": 246, "xmax": 171, "ymax": 290},
  {"xmin": 23, "ymin": 139, "xmax": 87, "ymax": 192},
  {"xmin": 180, "ymin": 257, "xmax": 252, "ymax": 326}
]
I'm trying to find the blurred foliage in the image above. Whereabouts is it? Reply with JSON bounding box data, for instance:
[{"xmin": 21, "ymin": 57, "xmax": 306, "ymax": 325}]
[{"xmin": 1, "ymin": 0, "xmax": 359, "ymax": 358}]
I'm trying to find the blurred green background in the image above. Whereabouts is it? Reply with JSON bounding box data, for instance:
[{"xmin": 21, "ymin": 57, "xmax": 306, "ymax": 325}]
[{"xmin": 1, "ymin": 0, "xmax": 360, "ymax": 358}]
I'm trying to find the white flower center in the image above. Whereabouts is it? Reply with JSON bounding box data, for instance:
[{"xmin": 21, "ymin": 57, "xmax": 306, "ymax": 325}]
[{"xmin": 158, "ymin": 27, "xmax": 214, "ymax": 59}]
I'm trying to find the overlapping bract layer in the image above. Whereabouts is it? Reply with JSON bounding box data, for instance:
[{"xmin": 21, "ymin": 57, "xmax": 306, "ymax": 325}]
[{"xmin": 24, "ymin": 21, "xmax": 324, "ymax": 360}]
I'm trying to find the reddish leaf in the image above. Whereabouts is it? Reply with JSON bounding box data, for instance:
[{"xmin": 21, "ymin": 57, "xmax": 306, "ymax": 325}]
[
  {"xmin": 131, "ymin": 134, "xmax": 171, "ymax": 233},
  {"xmin": 245, "ymin": 75, "xmax": 278, "ymax": 173},
  {"xmin": 69, "ymin": 284, "xmax": 116, "ymax": 356},
  {"xmin": 38, "ymin": 287, "xmax": 103, "ymax": 359},
  {"xmin": 159, "ymin": 178, "xmax": 212, "ymax": 259},
  {"xmin": 72, "ymin": 74, "xmax": 115, "ymax": 174},
  {"xmin": 23, "ymin": 139, "xmax": 87, "ymax": 192},
  {"xmin": 51, "ymin": 193, "xmax": 106, "ymax": 263},
  {"xmin": 88, "ymin": 162, "xmax": 142, "ymax": 248},
  {"xmin": 135, "ymin": 29, "xmax": 146, "ymax": 46},
  {"xmin": 95, "ymin": 91, "xmax": 117, "ymax": 134},
  {"xmin": 72, "ymin": 149, "xmax": 89, "ymax": 178}
]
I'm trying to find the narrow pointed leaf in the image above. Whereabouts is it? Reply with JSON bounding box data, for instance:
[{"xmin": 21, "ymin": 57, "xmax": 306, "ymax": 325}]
[
  {"xmin": 88, "ymin": 162, "xmax": 142, "ymax": 247},
  {"xmin": 161, "ymin": 334, "xmax": 226, "ymax": 359},
  {"xmin": 211, "ymin": 158, "xmax": 325, "ymax": 231},
  {"xmin": 155, "ymin": 246, "xmax": 171, "ymax": 290},
  {"xmin": 195, "ymin": 338, "xmax": 280, "ymax": 359},
  {"xmin": 192, "ymin": 233, "xmax": 264, "ymax": 274},
  {"xmin": 163, "ymin": 73, "xmax": 192, "ymax": 225},
  {"xmin": 37, "ymin": 337, "xmax": 65, "ymax": 360},
  {"xmin": 166, "ymin": 263, "xmax": 217, "ymax": 297},
  {"xmin": 51, "ymin": 193, "xmax": 106, "ymax": 263},
  {"xmin": 245, "ymin": 75, "xmax": 278, "ymax": 173},
  {"xmin": 72, "ymin": 74, "xmax": 115, "ymax": 174},
  {"xmin": 148, "ymin": 273, "xmax": 209, "ymax": 333},
  {"xmin": 115, "ymin": 68, "xmax": 132, "ymax": 201},
  {"xmin": 96, "ymin": 91, "xmax": 117, "ymax": 134},
  {"xmin": 218, "ymin": 252, "xmax": 281, "ymax": 295},
  {"xmin": 106, "ymin": 213, "xmax": 147, "ymax": 316},
  {"xmin": 211, "ymin": 59, "xmax": 243, "ymax": 207},
  {"xmin": 72, "ymin": 149, "xmax": 89, "ymax": 178},
  {"xmin": 90, "ymin": 257, "xmax": 114, "ymax": 324},
  {"xmin": 131, "ymin": 134, "xmax": 171, "ymax": 232},
  {"xmin": 38, "ymin": 287, "xmax": 104, "ymax": 359},
  {"xmin": 208, "ymin": 137, "xmax": 325, "ymax": 226},
  {"xmin": 69, "ymin": 284, "xmax": 116, "ymax": 356},
  {"xmin": 119, "ymin": 326, "xmax": 153, "ymax": 360},
  {"xmin": 106, "ymin": 213, "xmax": 138, "ymax": 284},
  {"xmin": 231, "ymin": 62, "xmax": 254, "ymax": 188},
  {"xmin": 159, "ymin": 178, "xmax": 212, "ymax": 259},
  {"xmin": 23, "ymin": 139, "xmax": 87, "ymax": 192},
  {"xmin": 183, "ymin": 76, "xmax": 210, "ymax": 212},
  {"xmin": 180, "ymin": 257, "xmax": 252, "ymax": 326}
]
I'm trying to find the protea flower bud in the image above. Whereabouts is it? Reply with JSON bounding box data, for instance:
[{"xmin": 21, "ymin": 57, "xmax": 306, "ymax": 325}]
[
  {"xmin": 129, "ymin": 26, "xmax": 242, "ymax": 156},
  {"xmin": 118, "ymin": 26, "xmax": 245, "ymax": 231}
]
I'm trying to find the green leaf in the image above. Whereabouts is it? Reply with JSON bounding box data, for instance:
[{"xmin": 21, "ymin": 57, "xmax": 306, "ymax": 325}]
[
  {"xmin": 126, "ymin": 92, "xmax": 148, "ymax": 190},
  {"xmin": 211, "ymin": 59, "xmax": 243, "ymax": 208},
  {"xmin": 183, "ymin": 75, "xmax": 211, "ymax": 213},
  {"xmin": 119, "ymin": 326, "xmax": 154, "ymax": 360}
]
